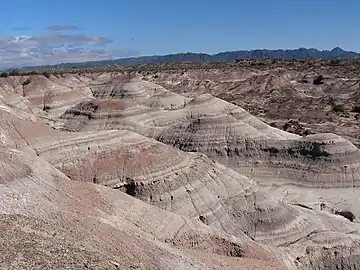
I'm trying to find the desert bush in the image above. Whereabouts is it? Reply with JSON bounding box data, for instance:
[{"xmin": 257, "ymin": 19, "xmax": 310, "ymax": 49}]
[
  {"xmin": 42, "ymin": 90, "xmax": 53, "ymax": 111},
  {"xmin": 335, "ymin": 210, "xmax": 355, "ymax": 222},
  {"xmin": 298, "ymin": 79, "xmax": 308, "ymax": 83},
  {"xmin": 313, "ymin": 75, "xmax": 324, "ymax": 85},
  {"xmin": 332, "ymin": 103, "xmax": 345, "ymax": 113},
  {"xmin": 42, "ymin": 71, "xmax": 51, "ymax": 79},
  {"xmin": 330, "ymin": 59, "xmax": 341, "ymax": 65},
  {"xmin": 351, "ymin": 105, "xmax": 360, "ymax": 113},
  {"xmin": 22, "ymin": 78, "xmax": 31, "ymax": 86},
  {"xmin": 21, "ymin": 71, "xmax": 40, "ymax": 76},
  {"xmin": 0, "ymin": 72, "xmax": 8, "ymax": 78},
  {"xmin": 8, "ymin": 70, "xmax": 19, "ymax": 76}
]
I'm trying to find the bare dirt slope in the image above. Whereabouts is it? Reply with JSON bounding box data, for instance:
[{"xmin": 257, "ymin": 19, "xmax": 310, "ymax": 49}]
[
  {"xmin": 1, "ymin": 67, "xmax": 360, "ymax": 269},
  {"xmin": 1, "ymin": 147, "xmax": 288, "ymax": 270},
  {"xmin": 148, "ymin": 61, "xmax": 360, "ymax": 147},
  {"xmin": 0, "ymin": 98, "xmax": 287, "ymax": 270},
  {"xmin": 60, "ymin": 77, "xmax": 360, "ymax": 218}
]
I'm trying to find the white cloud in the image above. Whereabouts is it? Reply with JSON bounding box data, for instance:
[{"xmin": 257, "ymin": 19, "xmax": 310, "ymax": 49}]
[{"xmin": 0, "ymin": 32, "xmax": 138, "ymax": 69}]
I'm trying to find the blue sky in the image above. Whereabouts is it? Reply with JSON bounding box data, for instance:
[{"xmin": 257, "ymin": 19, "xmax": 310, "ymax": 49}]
[{"xmin": 0, "ymin": 0, "xmax": 359, "ymax": 68}]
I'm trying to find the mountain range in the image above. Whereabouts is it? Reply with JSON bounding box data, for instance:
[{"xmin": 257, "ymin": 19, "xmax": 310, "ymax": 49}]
[{"xmin": 18, "ymin": 47, "xmax": 360, "ymax": 70}]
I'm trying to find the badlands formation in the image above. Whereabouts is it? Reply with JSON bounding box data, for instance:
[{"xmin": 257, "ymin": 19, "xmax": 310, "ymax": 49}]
[{"xmin": 1, "ymin": 63, "xmax": 360, "ymax": 269}]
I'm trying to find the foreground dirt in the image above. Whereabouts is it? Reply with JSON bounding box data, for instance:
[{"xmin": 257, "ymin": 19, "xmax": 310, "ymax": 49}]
[{"xmin": 1, "ymin": 65, "xmax": 360, "ymax": 269}]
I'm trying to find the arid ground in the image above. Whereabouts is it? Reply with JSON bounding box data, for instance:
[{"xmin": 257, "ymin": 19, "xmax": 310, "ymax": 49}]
[{"xmin": 1, "ymin": 59, "xmax": 360, "ymax": 269}]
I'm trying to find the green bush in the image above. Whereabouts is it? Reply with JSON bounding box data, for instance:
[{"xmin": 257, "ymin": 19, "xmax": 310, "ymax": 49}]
[
  {"xmin": 22, "ymin": 78, "xmax": 31, "ymax": 86},
  {"xmin": 332, "ymin": 103, "xmax": 345, "ymax": 113},
  {"xmin": 352, "ymin": 105, "xmax": 360, "ymax": 113},
  {"xmin": 330, "ymin": 59, "xmax": 341, "ymax": 65},
  {"xmin": 42, "ymin": 71, "xmax": 51, "ymax": 79},
  {"xmin": 27, "ymin": 71, "xmax": 39, "ymax": 75},
  {"xmin": 8, "ymin": 70, "xmax": 19, "ymax": 76},
  {"xmin": 0, "ymin": 72, "xmax": 8, "ymax": 78}
]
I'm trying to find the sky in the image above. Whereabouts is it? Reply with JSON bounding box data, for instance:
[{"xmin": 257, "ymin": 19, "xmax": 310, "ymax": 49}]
[{"xmin": 0, "ymin": 0, "xmax": 359, "ymax": 68}]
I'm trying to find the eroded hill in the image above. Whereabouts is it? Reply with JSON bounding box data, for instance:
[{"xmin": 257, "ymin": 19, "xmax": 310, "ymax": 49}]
[
  {"xmin": 148, "ymin": 61, "xmax": 360, "ymax": 147},
  {"xmin": 1, "ymin": 66, "xmax": 360, "ymax": 270}
]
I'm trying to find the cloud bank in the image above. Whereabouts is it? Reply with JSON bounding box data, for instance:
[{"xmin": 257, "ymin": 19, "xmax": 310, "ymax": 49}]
[
  {"xmin": 47, "ymin": 25, "xmax": 80, "ymax": 31},
  {"xmin": 0, "ymin": 27, "xmax": 138, "ymax": 69}
]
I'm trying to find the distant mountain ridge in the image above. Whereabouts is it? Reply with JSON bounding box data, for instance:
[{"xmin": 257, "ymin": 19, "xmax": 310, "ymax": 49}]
[{"xmin": 17, "ymin": 47, "xmax": 360, "ymax": 70}]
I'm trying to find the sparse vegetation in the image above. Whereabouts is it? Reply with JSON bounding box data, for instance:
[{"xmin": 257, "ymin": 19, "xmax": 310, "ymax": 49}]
[
  {"xmin": 332, "ymin": 103, "xmax": 345, "ymax": 113},
  {"xmin": 313, "ymin": 75, "xmax": 324, "ymax": 85},
  {"xmin": 8, "ymin": 70, "xmax": 20, "ymax": 76},
  {"xmin": 330, "ymin": 59, "xmax": 341, "ymax": 65},
  {"xmin": 0, "ymin": 72, "xmax": 9, "ymax": 78},
  {"xmin": 27, "ymin": 71, "xmax": 39, "ymax": 75},
  {"xmin": 1, "ymin": 60, "xmax": 360, "ymax": 270},
  {"xmin": 42, "ymin": 90, "xmax": 53, "ymax": 111},
  {"xmin": 22, "ymin": 78, "xmax": 31, "ymax": 86},
  {"xmin": 352, "ymin": 105, "xmax": 360, "ymax": 113},
  {"xmin": 298, "ymin": 79, "xmax": 308, "ymax": 83},
  {"xmin": 2, "ymin": 57, "xmax": 359, "ymax": 79},
  {"xmin": 42, "ymin": 71, "xmax": 51, "ymax": 79},
  {"xmin": 335, "ymin": 210, "xmax": 355, "ymax": 222}
]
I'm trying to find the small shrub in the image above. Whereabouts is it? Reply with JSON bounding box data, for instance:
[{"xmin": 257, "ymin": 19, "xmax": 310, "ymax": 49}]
[
  {"xmin": 313, "ymin": 75, "xmax": 324, "ymax": 85},
  {"xmin": 42, "ymin": 71, "xmax": 51, "ymax": 79},
  {"xmin": 22, "ymin": 78, "xmax": 31, "ymax": 86},
  {"xmin": 9, "ymin": 70, "xmax": 19, "ymax": 76},
  {"xmin": 351, "ymin": 105, "xmax": 360, "ymax": 113},
  {"xmin": 20, "ymin": 71, "xmax": 38, "ymax": 76},
  {"xmin": 332, "ymin": 103, "xmax": 345, "ymax": 113},
  {"xmin": 0, "ymin": 72, "xmax": 8, "ymax": 78},
  {"xmin": 42, "ymin": 90, "xmax": 53, "ymax": 111},
  {"xmin": 42, "ymin": 105, "xmax": 51, "ymax": 111},
  {"xmin": 298, "ymin": 79, "xmax": 308, "ymax": 83},
  {"xmin": 335, "ymin": 210, "xmax": 355, "ymax": 222},
  {"xmin": 330, "ymin": 59, "xmax": 341, "ymax": 65}
]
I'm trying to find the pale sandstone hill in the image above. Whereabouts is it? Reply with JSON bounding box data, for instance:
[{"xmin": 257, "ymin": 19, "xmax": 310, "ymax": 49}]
[
  {"xmin": 3, "ymin": 98, "xmax": 354, "ymax": 249},
  {"xmin": 1, "ymin": 146, "xmax": 290, "ymax": 270},
  {"xmin": 282, "ymin": 230, "xmax": 360, "ymax": 270},
  {"xmin": 0, "ymin": 75, "xmax": 94, "ymax": 120},
  {"xmin": 90, "ymin": 73, "xmax": 191, "ymax": 109},
  {"xmin": 2, "ymin": 73, "xmax": 360, "ymax": 269},
  {"xmin": 31, "ymin": 129, "xmax": 360, "ymax": 247},
  {"xmin": 60, "ymin": 76, "xmax": 360, "ymax": 228},
  {"xmin": 61, "ymin": 90, "xmax": 360, "ymax": 190},
  {"xmin": 150, "ymin": 68, "xmax": 360, "ymax": 145},
  {"xmin": 0, "ymin": 94, "xmax": 290, "ymax": 269}
]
